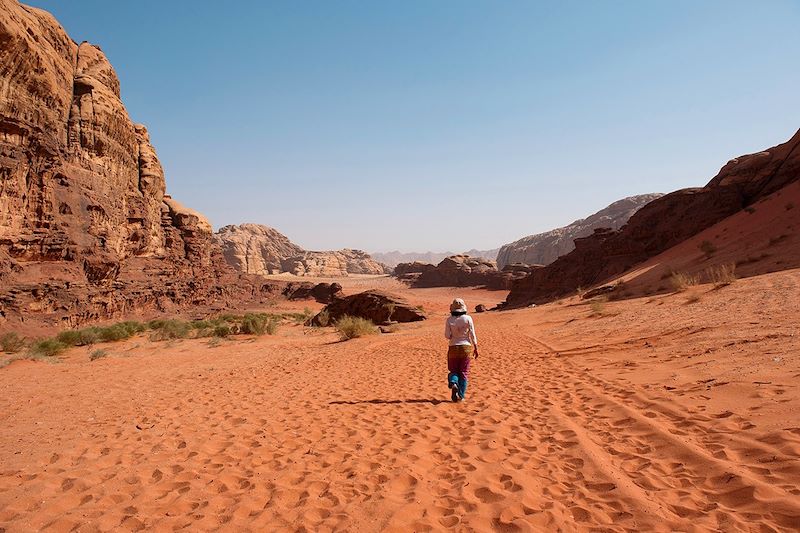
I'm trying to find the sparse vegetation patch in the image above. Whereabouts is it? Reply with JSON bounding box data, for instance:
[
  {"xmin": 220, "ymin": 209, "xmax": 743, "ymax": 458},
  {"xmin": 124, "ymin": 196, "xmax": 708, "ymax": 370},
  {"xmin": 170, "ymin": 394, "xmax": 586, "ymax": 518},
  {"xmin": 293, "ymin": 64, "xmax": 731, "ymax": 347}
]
[
  {"xmin": 0, "ymin": 332, "xmax": 25, "ymax": 353},
  {"xmin": 670, "ymin": 271, "xmax": 699, "ymax": 292},
  {"xmin": 706, "ymin": 263, "xmax": 736, "ymax": 287},
  {"xmin": 335, "ymin": 316, "xmax": 379, "ymax": 340}
]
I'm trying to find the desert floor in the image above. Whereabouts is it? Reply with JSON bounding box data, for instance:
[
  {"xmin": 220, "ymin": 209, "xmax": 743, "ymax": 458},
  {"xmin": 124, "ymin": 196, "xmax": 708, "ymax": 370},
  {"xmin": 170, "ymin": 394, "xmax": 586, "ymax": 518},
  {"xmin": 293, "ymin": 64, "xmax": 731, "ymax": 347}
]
[{"xmin": 1, "ymin": 272, "xmax": 799, "ymax": 532}]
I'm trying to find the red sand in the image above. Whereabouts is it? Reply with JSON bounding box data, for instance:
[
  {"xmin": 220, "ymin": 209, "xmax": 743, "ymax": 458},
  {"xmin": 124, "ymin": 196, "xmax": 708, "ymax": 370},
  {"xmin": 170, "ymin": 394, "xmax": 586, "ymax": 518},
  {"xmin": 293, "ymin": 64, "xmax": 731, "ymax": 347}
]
[{"xmin": 1, "ymin": 274, "xmax": 799, "ymax": 531}]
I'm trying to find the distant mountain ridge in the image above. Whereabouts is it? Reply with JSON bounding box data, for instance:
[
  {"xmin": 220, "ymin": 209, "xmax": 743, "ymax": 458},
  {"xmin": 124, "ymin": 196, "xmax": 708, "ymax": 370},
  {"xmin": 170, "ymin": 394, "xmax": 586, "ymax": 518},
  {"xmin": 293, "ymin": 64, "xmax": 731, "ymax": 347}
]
[
  {"xmin": 496, "ymin": 194, "xmax": 663, "ymax": 269},
  {"xmin": 372, "ymin": 249, "xmax": 499, "ymax": 268}
]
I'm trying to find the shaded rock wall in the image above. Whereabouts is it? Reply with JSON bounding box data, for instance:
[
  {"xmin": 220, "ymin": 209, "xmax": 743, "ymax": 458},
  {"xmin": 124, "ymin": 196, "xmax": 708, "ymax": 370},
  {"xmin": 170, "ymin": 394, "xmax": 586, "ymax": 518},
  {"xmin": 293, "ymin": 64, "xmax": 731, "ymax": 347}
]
[
  {"xmin": 504, "ymin": 129, "xmax": 800, "ymax": 307},
  {"xmin": 0, "ymin": 1, "xmax": 279, "ymax": 331}
]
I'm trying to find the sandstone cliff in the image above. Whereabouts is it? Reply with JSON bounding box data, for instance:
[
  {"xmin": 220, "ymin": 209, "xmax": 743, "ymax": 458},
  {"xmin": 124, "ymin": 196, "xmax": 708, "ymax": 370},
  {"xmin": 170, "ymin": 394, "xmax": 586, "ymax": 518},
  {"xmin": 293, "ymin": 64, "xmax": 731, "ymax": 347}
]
[
  {"xmin": 0, "ymin": 1, "xmax": 282, "ymax": 331},
  {"xmin": 496, "ymin": 194, "xmax": 662, "ymax": 269},
  {"xmin": 215, "ymin": 224, "xmax": 304, "ymax": 275},
  {"xmin": 503, "ymin": 129, "xmax": 800, "ymax": 307},
  {"xmin": 281, "ymin": 249, "xmax": 388, "ymax": 277},
  {"xmin": 214, "ymin": 224, "xmax": 387, "ymax": 277}
]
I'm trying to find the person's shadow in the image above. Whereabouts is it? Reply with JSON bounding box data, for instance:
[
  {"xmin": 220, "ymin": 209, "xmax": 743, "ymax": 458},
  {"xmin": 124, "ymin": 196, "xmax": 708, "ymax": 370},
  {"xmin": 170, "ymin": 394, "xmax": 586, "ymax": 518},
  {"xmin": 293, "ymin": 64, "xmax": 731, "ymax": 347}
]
[{"xmin": 329, "ymin": 398, "xmax": 446, "ymax": 405}]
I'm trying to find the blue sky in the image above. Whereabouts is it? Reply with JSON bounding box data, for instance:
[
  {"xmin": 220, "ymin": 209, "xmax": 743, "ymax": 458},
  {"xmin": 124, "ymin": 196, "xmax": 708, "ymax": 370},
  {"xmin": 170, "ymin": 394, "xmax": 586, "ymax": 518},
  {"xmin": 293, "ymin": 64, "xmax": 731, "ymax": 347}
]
[{"xmin": 28, "ymin": 1, "xmax": 800, "ymax": 252}]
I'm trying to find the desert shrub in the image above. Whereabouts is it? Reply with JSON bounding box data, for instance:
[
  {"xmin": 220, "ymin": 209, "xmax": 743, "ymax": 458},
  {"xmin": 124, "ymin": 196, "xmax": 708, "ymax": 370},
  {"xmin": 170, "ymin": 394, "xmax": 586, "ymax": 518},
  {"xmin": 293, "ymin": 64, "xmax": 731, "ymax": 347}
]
[
  {"xmin": 706, "ymin": 263, "xmax": 736, "ymax": 287},
  {"xmin": 744, "ymin": 206, "xmax": 756, "ymax": 214},
  {"xmin": 56, "ymin": 330, "xmax": 82, "ymax": 346},
  {"xmin": 212, "ymin": 324, "xmax": 231, "ymax": 337},
  {"xmin": 89, "ymin": 348, "xmax": 109, "ymax": 361},
  {"xmin": 238, "ymin": 313, "xmax": 271, "ymax": 335},
  {"xmin": 589, "ymin": 297, "xmax": 607, "ymax": 316},
  {"xmin": 670, "ymin": 271, "xmax": 699, "ymax": 292},
  {"xmin": 334, "ymin": 315, "xmax": 378, "ymax": 340},
  {"xmin": 315, "ymin": 309, "xmax": 330, "ymax": 327},
  {"xmin": 29, "ymin": 339, "xmax": 68, "ymax": 358},
  {"xmin": 0, "ymin": 332, "xmax": 25, "ymax": 353},
  {"xmin": 785, "ymin": 202, "xmax": 794, "ymax": 211},
  {"xmin": 149, "ymin": 319, "xmax": 191, "ymax": 341},
  {"xmin": 699, "ymin": 240, "xmax": 717, "ymax": 258}
]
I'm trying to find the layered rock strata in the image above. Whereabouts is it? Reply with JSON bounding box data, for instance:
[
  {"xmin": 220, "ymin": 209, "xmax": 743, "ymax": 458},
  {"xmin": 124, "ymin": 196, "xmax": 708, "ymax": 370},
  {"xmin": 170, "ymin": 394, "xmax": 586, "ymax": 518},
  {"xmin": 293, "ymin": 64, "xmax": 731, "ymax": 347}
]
[
  {"xmin": 504, "ymin": 129, "xmax": 800, "ymax": 307},
  {"xmin": 0, "ymin": 1, "xmax": 280, "ymax": 331}
]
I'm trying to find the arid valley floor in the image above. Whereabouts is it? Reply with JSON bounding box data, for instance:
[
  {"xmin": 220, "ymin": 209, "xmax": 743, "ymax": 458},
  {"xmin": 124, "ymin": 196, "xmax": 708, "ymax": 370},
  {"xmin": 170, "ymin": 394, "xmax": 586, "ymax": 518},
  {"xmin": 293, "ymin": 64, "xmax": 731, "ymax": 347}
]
[{"xmin": 1, "ymin": 273, "xmax": 799, "ymax": 532}]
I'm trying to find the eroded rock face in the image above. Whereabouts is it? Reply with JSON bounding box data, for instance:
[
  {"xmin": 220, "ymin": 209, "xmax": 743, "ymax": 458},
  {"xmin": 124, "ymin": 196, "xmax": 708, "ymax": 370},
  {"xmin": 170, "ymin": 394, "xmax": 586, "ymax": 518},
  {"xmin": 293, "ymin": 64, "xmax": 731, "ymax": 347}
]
[
  {"xmin": 396, "ymin": 255, "xmax": 532, "ymax": 290},
  {"xmin": 214, "ymin": 224, "xmax": 388, "ymax": 277},
  {"xmin": 281, "ymin": 249, "xmax": 388, "ymax": 277},
  {"xmin": 308, "ymin": 290, "xmax": 426, "ymax": 326},
  {"xmin": 0, "ymin": 1, "xmax": 282, "ymax": 331},
  {"xmin": 282, "ymin": 282, "xmax": 343, "ymax": 304},
  {"xmin": 504, "ymin": 129, "xmax": 800, "ymax": 307},
  {"xmin": 215, "ymin": 224, "xmax": 304, "ymax": 275},
  {"xmin": 496, "ymin": 194, "xmax": 663, "ymax": 269}
]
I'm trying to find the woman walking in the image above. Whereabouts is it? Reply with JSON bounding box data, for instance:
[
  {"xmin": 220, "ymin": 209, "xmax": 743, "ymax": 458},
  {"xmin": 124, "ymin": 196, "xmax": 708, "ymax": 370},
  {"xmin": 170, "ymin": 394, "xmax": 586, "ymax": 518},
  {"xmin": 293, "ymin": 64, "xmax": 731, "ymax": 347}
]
[{"xmin": 445, "ymin": 298, "xmax": 479, "ymax": 402}]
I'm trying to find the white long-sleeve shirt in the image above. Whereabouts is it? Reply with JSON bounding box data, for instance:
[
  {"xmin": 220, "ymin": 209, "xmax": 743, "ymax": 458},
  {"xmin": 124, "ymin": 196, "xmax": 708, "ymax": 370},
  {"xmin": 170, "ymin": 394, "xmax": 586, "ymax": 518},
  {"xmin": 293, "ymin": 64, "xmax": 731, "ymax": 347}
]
[{"xmin": 445, "ymin": 314, "xmax": 477, "ymax": 347}]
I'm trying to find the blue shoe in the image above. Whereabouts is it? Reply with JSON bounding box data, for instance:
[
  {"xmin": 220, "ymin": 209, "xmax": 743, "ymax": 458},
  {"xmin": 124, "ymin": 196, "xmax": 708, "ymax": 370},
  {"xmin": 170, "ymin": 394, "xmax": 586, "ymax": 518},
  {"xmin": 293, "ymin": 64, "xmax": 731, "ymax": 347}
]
[{"xmin": 450, "ymin": 382, "xmax": 460, "ymax": 402}]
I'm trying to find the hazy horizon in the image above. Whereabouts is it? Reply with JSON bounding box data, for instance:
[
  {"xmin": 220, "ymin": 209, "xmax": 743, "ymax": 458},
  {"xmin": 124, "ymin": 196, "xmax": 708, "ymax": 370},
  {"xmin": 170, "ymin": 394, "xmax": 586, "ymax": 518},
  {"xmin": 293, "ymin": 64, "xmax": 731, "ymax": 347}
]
[{"xmin": 27, "ymin": 0, "xmax": 800, "ymax": 252}]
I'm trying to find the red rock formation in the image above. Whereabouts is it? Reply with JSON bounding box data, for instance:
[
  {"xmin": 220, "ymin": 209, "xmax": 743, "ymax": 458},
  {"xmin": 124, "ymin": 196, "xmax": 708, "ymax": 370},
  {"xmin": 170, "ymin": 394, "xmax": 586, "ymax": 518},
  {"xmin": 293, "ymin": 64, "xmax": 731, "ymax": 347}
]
[
  {"xmin": 282, "ymin": 282, "xmax": 343, "ymax": 304},
  {"xmin": 308, "ymin": 290, "xmax": 426, "ymax": 326},
  {"xmin": 0, "ymin": 1, "xmax": 281, "ymax": 331},
  {"xmin": 396, "ymin": 255, "xmax": 532, "ymax": 290},
  {"xmin": 504, "ymin": 129, "xmax": 800, "ymax": 307}
]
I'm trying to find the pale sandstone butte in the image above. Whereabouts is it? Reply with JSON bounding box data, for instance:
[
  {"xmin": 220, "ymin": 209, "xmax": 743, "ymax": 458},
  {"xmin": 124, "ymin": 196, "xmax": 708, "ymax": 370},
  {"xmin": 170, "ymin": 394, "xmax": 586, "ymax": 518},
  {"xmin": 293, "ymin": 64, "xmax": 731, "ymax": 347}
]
[
  {"xmin": 214, "ymin": 224, "xmax": 388, "ymax": 277},
  {"xmin": 496, "ymin": 194, "xmax": 663, "ymax": 269},
  {"xmin": 215, "ymin": 224, "xmax": 304, "ymax": 275},
  {"xmin": 504, "ymin": 128, "xmax": 800, "ymax": 307},
  {"xmin": 0, "ymin": 0, "xmax": 280, "ymax": 330}
]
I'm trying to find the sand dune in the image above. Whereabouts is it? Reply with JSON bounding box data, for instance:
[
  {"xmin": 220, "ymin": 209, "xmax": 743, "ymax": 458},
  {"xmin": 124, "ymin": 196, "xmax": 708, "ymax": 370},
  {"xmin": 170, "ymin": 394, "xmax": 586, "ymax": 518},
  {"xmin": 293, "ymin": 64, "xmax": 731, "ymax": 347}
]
[{"xmin": 1, "ymin": 274, "xmax": 799, "ymax": 531}]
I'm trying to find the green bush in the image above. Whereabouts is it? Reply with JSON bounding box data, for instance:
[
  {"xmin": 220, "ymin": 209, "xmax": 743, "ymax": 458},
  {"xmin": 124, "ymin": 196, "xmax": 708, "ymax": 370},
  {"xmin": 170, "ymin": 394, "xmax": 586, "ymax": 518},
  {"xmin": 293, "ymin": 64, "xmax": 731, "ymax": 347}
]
[
  {"xmin": 240, "ymin": 313, "xmax": 279, "ymax": 335},
  {"xmin": 212, "ymin": 323, "xmax": 231, "ymax": 337},
  {"xmin": 89, "ymin": 348, "xmax": 109, "ymax": 361},
  {"xmin": 29, "ymin": 339, "xmax": 68, "ymax": 358},
  {"xmin": 334, "ymin": 315, "xmax": 378, "ymax": 340},
  {"xmin": 149, "ymin": 319, "xmax": 191, "ymax": 341},
  {"xmin": 0, "ymin": 332, "xmax": 25, "ymax": 353}
]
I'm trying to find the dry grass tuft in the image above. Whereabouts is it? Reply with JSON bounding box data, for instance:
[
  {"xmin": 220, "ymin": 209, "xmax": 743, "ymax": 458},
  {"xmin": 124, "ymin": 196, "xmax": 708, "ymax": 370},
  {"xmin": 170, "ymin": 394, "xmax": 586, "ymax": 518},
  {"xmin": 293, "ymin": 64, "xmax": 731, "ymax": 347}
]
[
  {"xmin": 0, "ymin": 332, "xmax": 25, "ymax": 353},
  {"xmin": 706, "ymin": 263, "xmax": 736, "ymax": 287},
  {"xmin": 670, "ymin": 271, "xmax": 699, "ymax": 292},
  {"xmin": 335, "ymin": 316, "xmax": 379, "ymax": 340}
]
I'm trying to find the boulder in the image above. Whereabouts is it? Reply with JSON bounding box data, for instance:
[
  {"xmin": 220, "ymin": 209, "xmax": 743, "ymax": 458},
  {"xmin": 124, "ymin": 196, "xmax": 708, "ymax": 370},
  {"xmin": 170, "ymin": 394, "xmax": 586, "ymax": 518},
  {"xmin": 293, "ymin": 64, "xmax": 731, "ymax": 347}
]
[
  {"xmin": 308, "ymin": 290, "xmax": 426, "ymax": 326},
  {"xmin": 475, "ymin": 304, "xmax": 488, "ymax": 313},
  {"xmin": 282, "ymin": 282, "xmax": 343, "ymax": 304}
]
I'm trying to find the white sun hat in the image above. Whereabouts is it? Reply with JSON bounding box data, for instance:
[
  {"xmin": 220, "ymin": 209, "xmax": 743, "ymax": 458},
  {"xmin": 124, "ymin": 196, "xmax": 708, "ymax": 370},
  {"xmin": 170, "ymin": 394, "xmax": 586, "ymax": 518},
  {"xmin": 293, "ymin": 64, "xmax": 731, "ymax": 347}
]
[{"xmin": 450, "ymin": 298, "xmax": 467, "ymax": 313}]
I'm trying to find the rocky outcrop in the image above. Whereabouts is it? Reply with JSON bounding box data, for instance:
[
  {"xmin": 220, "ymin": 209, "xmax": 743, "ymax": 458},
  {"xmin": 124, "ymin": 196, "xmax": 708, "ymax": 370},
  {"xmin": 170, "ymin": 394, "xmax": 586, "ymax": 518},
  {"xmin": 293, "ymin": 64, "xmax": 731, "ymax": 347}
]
[
  {"xmin": 282, "ymin": 282, "xmax": 343, "ymax": 304},
  {"xmin": 281, "ymin": 249, "xmax": 388, "ymax": 277},
  {"xmin": 496, "ymin": 194, "xmax": 663, "ymax": 269},
  {"xmin": 504, "ymin": 129, "xmax": 800, "ymax": 307},
  {"xmin": 215, "ymin": 224, "xmax": 388, "ymax": 277},
  {"xmin": 396, "ymin": 255, "xmax": 534, "ymax": 290},
  {"xmin": 0, "ymin": 1, "xmax": 284, "ymax": 331},
  {"xmin": 308, "ymin": 290, "xmax": 426, "ymax": 326},
  {"xmin": 372, "ymin": 249, "xmax": 499, "ymax": 268},
  {"xmin": 215, "ymin": 224, "xmax": 303, "ymax": 275}
]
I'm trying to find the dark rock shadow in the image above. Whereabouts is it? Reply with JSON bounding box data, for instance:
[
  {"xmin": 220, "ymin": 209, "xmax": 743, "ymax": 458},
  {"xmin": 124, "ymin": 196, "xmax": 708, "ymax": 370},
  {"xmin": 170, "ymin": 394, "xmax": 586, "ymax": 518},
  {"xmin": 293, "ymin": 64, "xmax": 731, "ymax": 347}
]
[{"xmin": 329, "ymin": 398, "xmax": 446, "ymax": 405}]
